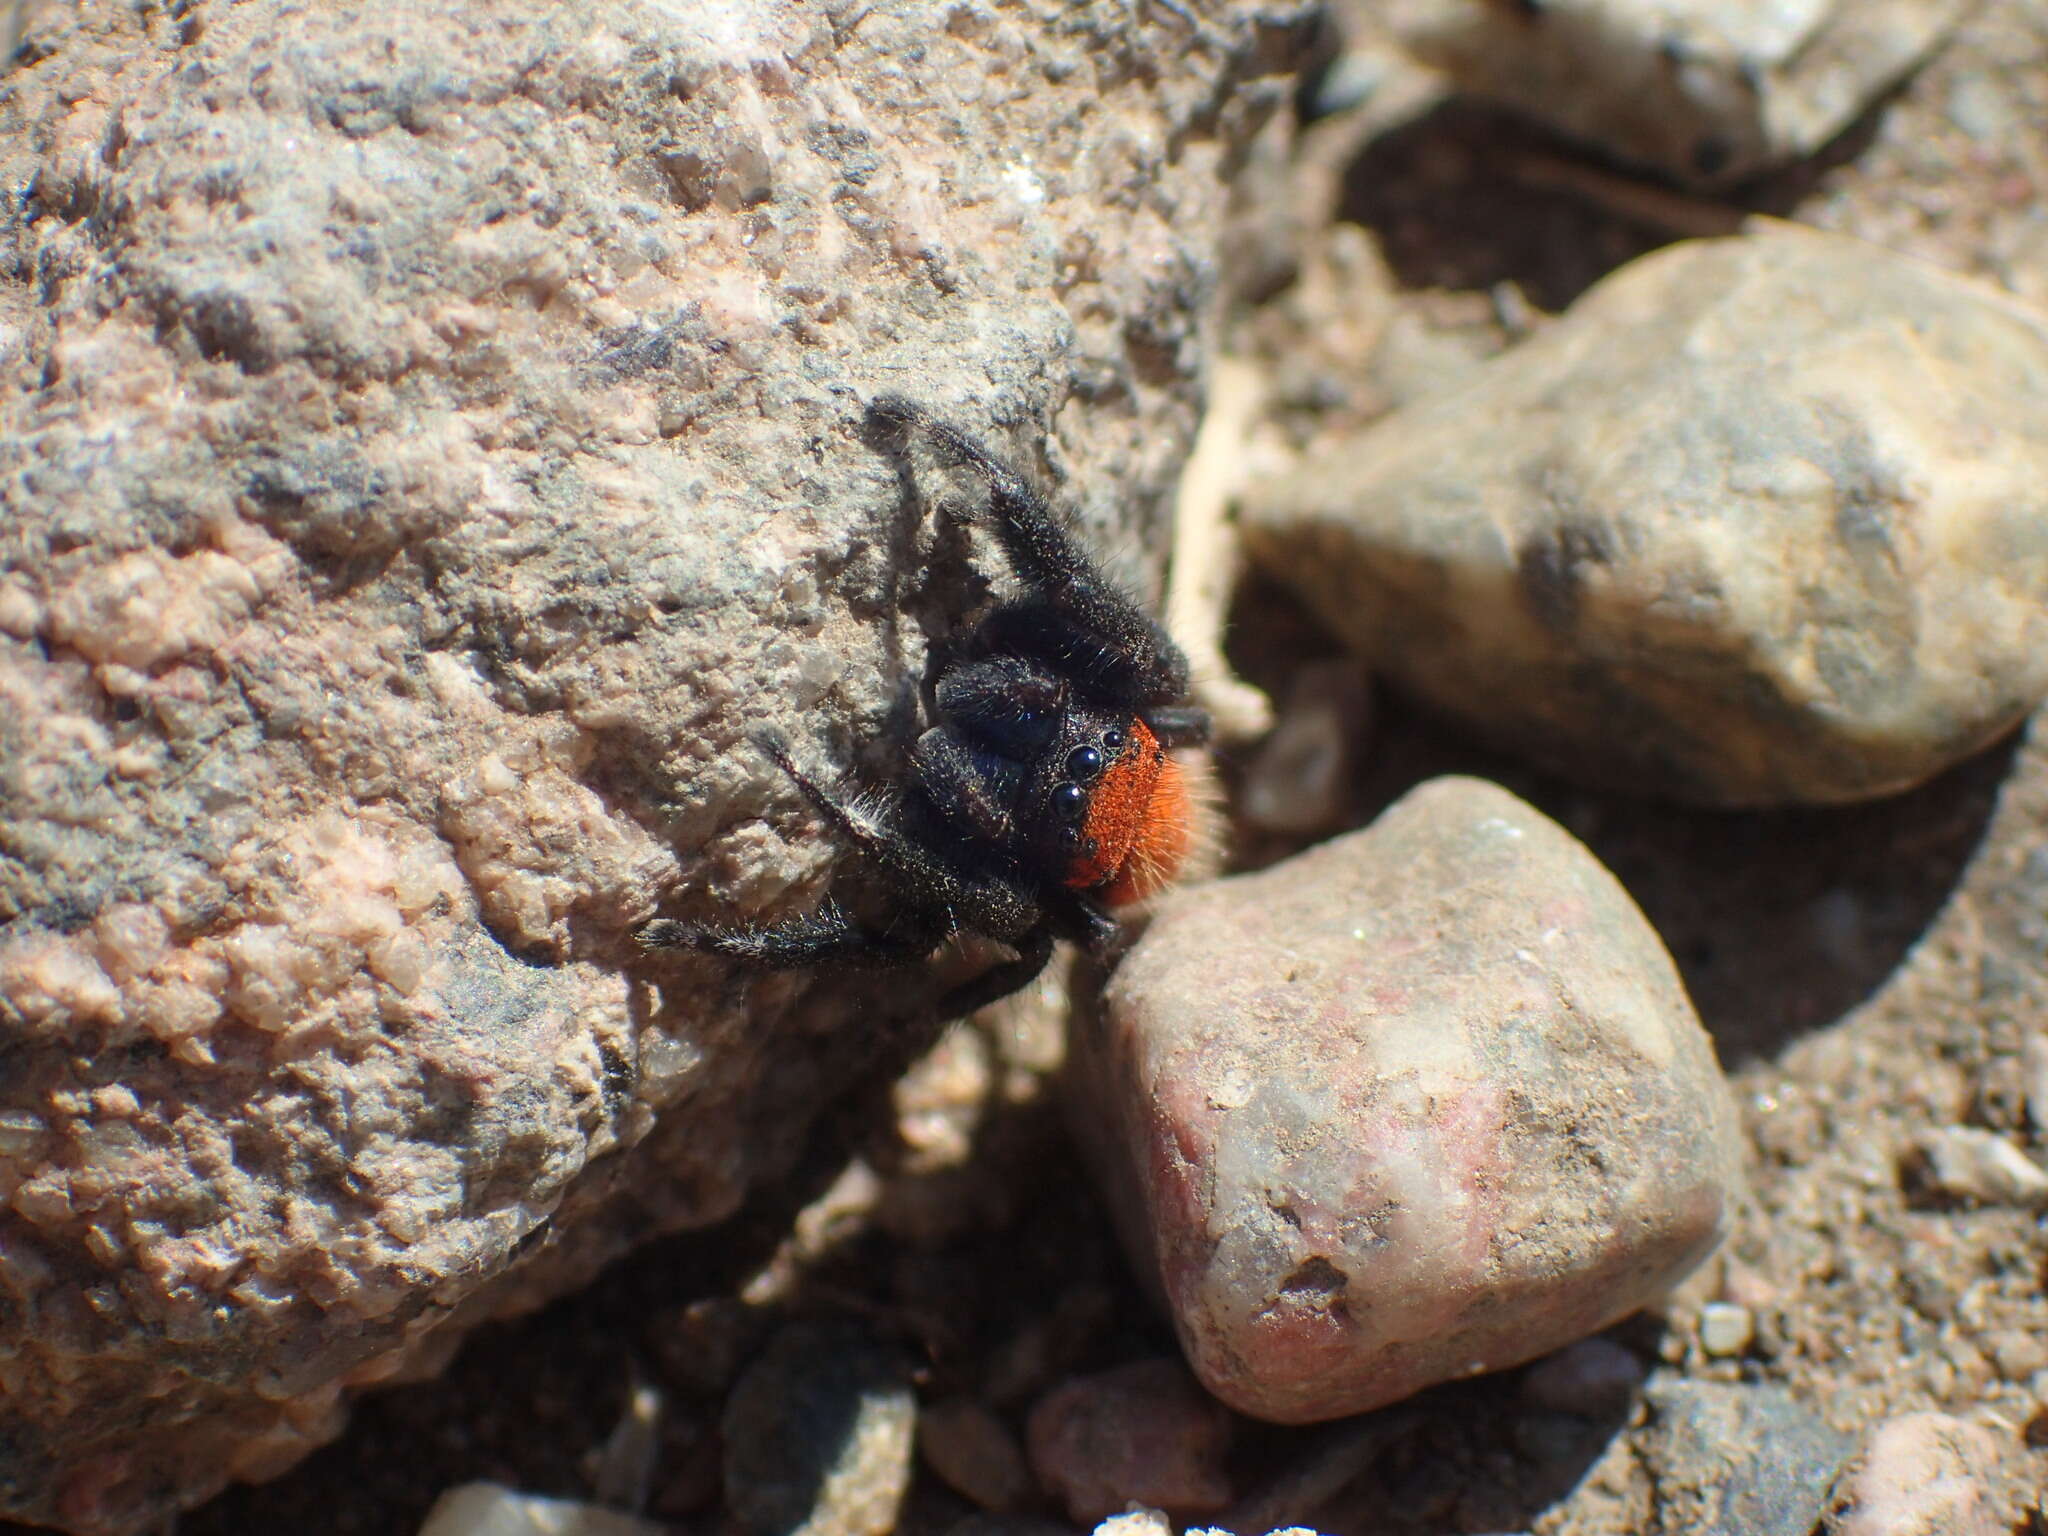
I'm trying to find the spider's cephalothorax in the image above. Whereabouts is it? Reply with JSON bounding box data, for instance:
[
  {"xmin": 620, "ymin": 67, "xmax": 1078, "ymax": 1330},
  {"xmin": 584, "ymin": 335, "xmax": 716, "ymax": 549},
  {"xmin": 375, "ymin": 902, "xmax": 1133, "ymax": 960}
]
[{"xmin": 640, "ymin": 397, "xmax": 1211, "ymax": 1016}]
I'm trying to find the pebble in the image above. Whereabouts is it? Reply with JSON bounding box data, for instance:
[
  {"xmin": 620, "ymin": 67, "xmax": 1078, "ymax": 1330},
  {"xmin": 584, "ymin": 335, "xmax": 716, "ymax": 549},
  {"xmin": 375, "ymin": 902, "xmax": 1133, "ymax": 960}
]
[
  {"xmin": 1641, "ymin": 1381, "xmax": 1853, "ymax": 1536},
  {"xmin": 1079, "ymin": 777, "xmax": 1742, "ymax": 1422},
  {"xmin": 1696, "ymin": 1302, "xmax": 1755, "ymax": 1358},
  {"xmin": 1821, "ymin": 1412, "xmax": 2001, "ymax": 1536},
  {"xmin": 722, "ymin": 1322, "xmax": 916, "ymax": 1536},
  {"xmin": 1024, "ymin": 1359, "xmax": 1234, "ymax": 1524},
  {"xmin": 415, "ymin": 1484, "xmax": 668, "ymax": 1536},
  {"xmin": 1905, "ymin": 1126, "xmax": 2048, "ymax": 1208},
  {"xmin": 1243, "ymin": 223, "xmax": 2048, "ymax": 806},
  {"xmin": 2020, "ymin": 1033, "xmax": 2048, "ymax": 1137},
  {"xmin": 1240, "ymin": 662, "xmax": 1372, "ymax": 837},
  {"xmin": 1520, "ymin": 1337, "xmax": 1646, "ymax": 1419},
  {"xmin": 918, "ymin": 1397, "xmax": 1032, "ymax": 1513},
  {"xmin": 1392, "ymin": 0, "xmax": 1970, "ymax": 185},
  {"xmin": 1089, "ymin": 1511, "xmax": 1174, "ymax": 1536}
]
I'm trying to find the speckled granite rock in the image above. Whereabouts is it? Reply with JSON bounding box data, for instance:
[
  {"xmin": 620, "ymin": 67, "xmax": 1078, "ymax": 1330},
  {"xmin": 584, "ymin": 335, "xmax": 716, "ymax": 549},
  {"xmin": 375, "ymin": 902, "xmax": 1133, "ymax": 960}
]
[
  {"xmin": 1640, "ymin": 1380, "xmax": 1852, "ymax": 1536},
  {"xmin": 1383, "ymin": 0, "xmax": 1970, "ymax": 185},
  {"xmin": 1078, "ymin": 777, "xmax": 1742, "ymax": 1423},
  {"xmin": 0, "ymin": 2, "xmax": 1307, "ymax": 1529},
  {"xmin": 1244, "ymin": 223, "xmax": 2048, "ymax": 806}
]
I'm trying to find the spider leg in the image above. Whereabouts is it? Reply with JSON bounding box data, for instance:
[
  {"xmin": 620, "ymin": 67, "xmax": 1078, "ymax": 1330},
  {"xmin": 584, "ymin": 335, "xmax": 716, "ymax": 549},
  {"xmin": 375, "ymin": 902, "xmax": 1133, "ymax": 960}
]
[
  {"xmin": 640, "ymin": 903, "xmax": 931, "ymax": 968},
  {"xmin": 935, "ymin": 925, "xmax": 1056, "ymax": 1017},
  {"xmin": 759, "ymin": 729, "xmax": 1038, "ymax": 942},
  {"xmin": 869, "ymin": 396, "xmax": 1191, "ymax": 709},
  {"xmin": 932, "ymin": 656, "xmax": 1066, "ymax": 758},
  {"xmin": 1043, "ymin": 887, "xmax": 1121, "ymax": 953},
  {"xmin": 906, "ymin": 727, "xmax": 1024, "ymax": 846},
  {"xmin": 1140, "ymin": 703, "xmax": 1212, "ymax": 749}
]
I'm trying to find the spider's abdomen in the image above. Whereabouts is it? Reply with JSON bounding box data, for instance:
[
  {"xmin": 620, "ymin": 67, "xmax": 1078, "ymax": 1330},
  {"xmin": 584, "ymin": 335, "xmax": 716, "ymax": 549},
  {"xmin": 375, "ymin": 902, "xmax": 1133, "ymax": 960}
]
[{"xmin": 1065, "ymin": 718, "xmax": 1194, "ymax": 907}]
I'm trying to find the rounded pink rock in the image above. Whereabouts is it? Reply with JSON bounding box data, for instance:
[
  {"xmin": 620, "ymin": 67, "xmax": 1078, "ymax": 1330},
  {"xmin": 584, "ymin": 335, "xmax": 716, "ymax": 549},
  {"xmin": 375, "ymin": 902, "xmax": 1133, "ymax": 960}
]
[
  {"xmin": 1080, "ymin": 776, "xmax": 1744, "ymax": 1423},
  {"xmin": 1024, "ymin": 1359, "xmax": 1233, "ymax": 1525}
]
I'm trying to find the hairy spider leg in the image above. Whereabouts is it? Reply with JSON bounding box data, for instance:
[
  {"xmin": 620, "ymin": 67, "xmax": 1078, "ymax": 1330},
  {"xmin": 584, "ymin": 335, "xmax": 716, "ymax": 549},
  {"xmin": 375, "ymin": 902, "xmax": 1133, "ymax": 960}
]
[
  {"xmin": 639, "ymin": 901, "xmax": 923, "ymax": 970},
  {"xmin": 756, "ymin": 728, "xmax": 1041, "ymax": 942},
  {"xmin": 869, "ymin": 397, "xmax": 1200, "ymax": 717}
]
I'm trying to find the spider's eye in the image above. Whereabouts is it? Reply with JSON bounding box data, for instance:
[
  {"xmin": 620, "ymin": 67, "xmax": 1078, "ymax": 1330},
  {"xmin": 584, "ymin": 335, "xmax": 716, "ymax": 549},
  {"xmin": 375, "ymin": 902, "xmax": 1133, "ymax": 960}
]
[
  {"xmin": 1052, "ymin": 783, "xmax": 1087, "ymax": 819},
  {"xmin": 1065, "ymin": 745, "xmax": 1103, "ymax": 781},
  {"xmin": 1102, "ymin": 727, "xmax": 1125, "ymax": 754}
]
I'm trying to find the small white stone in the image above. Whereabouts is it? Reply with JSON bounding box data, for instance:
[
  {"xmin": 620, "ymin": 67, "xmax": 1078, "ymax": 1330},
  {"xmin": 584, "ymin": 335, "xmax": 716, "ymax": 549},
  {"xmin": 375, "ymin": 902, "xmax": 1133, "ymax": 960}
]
[
  {"xmin": 1697, "ymin": 1302, "xmax": 1754, "ymax": 1358},
  {"xmin": 416, "ymin": 1483, "xmax": 668, "ymax": 1536}
]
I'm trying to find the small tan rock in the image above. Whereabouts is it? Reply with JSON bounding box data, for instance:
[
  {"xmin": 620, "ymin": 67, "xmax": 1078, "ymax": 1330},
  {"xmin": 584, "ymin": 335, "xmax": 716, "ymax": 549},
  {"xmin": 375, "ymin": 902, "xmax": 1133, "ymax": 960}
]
[
  {"xmin": 1821, "ymin": 1413, "xmax": 2001, "ymax": 1536},
  {"xmin": 1905, "ymin": 1126, "xmax": 2048, "ymax": 1208},
  {"xmin": 1025, "ymin": 1360, "xmax": 1233, "ymax": 1525},
  {"xmin": 1244, "ymin": 224, "xmax": 2048, "ymax": 805},
  {"xmin": 1081, "ymin": 777, "xmax": 1742, "ymax": 1423},
  {"xmin": 919, "ymin": 1397, "xmax": 1032, "ymax": 1514}
]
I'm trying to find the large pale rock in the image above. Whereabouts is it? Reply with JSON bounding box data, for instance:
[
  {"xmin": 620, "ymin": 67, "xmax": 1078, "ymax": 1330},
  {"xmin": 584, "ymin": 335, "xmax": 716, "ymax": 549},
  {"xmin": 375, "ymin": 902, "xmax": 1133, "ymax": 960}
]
[
  {"xmin": 0, "ymin": 2, "xmax": 1306, "ymax": 1529},
  {"xmin": 1383, "ymin": 0, "xmax": 1970, "ymax": 184},
  {"xmin": 1244, "ymin": 224, "xmax": 2048, "ymax": 806},
  {"xmin": 1080, "ymin": 777, "xmax": 1742, "ymax": 1423}
]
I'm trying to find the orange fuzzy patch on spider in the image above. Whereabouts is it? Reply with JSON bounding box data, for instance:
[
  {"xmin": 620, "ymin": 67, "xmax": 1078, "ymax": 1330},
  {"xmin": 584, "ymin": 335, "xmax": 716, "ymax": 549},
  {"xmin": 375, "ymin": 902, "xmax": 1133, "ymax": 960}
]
[{"xmin": 1065, "ymin": 719, "xmax": 1196, "ymax": 907}]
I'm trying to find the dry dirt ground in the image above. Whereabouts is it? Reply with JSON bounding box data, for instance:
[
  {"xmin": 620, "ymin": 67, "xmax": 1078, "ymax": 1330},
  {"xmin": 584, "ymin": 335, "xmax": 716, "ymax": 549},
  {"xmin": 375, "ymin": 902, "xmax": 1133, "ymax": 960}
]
[{"xmin": 12, "ymin": 2, "xmax": 2048, "ymax": 1532}]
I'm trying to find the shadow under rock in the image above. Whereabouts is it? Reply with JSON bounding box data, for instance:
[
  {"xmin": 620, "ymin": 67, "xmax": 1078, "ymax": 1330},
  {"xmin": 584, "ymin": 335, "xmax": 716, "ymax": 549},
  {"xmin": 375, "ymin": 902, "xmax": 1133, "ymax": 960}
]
[
  {"xmin": 1357, "ymin": 694, "xmax": 2013, "ymax": 1067},
  {"xmin": 1335, "ymin": 99, "xmax": 1681, "ymax": 312},
  {"xmin": 1224, "ymin": 584, "xmax": 2013, "ymax": 1069},
  {"xmin": 1227, "ymin": 1361, "xmax": 1641, "ymax": 1536},
  {"xmin": 1332, "ymin": 80, "xmax": 1907, "ymax": 317}
]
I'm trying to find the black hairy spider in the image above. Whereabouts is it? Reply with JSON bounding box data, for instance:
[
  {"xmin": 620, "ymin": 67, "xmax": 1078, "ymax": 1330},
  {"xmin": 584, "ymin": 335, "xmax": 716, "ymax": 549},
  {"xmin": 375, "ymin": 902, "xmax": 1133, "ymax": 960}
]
[{"xmin": 641, "ymin": 397, "xmax": 1210, "ymax": 1016}]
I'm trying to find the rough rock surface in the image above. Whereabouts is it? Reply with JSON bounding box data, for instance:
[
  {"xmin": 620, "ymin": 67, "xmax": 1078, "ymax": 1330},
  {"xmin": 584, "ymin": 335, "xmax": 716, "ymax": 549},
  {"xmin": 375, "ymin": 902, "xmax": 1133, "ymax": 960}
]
[
  {"xmin": 1821, "ymin": 1412, "xmax": 2002, "ymax": 1536},
  {"xmin": 1244, "ymin": 222, "xmax": 2048, "ymax": 806},
  {"xmin": 0, "ymin": 1, "xmax": 1307, "ymax": 1529},
  {"xmin": 1382, "ymin": 0, "xmax": 1971, "ymax": 185},
  {"xmin": 1639, "ymin": 1380, "xmax": 1854, "ymax": 1536},
  {"xmin": 1080, "ymin": 776, "xmax": 1743, "ymax": 1423}
]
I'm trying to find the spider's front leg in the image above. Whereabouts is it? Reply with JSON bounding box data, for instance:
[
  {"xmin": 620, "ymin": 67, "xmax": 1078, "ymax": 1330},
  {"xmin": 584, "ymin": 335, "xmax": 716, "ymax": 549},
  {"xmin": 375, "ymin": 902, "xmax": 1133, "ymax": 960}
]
[
  {"xmin": 639, "ymin": 901, "xmax": 928, "ymax": 970},
  {"xmin": 868, "ymin": 396, "xmax": 1199, "ymax": 718}
]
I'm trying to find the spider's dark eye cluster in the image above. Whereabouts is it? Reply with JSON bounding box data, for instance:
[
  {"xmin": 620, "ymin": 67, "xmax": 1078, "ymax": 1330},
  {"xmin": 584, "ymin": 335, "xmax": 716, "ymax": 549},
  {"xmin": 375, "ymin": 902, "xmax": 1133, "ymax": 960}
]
[{"xmin": 1054, "ymin": 727, "xmax": 1130, "ymax": 822}]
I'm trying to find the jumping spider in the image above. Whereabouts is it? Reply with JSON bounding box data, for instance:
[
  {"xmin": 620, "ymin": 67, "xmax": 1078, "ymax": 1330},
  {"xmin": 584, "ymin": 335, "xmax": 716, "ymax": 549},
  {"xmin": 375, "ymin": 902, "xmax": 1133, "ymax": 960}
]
[{"xmin": 641, "ymin": 397, "xmax": 1210, "ymax": 1016}]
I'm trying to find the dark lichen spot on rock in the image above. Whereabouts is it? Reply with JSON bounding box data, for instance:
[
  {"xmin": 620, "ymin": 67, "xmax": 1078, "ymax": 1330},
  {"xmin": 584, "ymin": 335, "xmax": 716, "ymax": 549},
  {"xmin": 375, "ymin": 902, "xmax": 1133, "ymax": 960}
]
[{"xmin": 1518, "ymin": 519, "xmax": 1613, "ymax": 633}]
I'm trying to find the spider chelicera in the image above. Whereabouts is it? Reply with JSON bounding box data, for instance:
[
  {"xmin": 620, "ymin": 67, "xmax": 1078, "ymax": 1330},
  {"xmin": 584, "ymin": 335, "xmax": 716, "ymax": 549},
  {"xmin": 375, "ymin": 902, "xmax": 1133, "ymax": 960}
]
[{"xmin": 641, "ymin": 397, "xmax": 1211, "ymax": 1017}]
